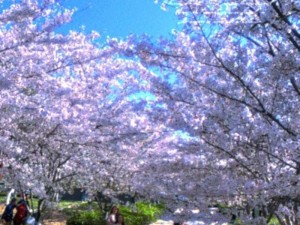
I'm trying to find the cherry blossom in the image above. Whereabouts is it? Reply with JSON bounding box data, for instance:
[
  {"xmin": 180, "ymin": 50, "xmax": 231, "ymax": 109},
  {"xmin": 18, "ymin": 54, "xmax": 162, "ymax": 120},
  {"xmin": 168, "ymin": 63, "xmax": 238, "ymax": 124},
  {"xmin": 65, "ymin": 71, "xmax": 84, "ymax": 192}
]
[{"xmin": 117, "ymin": 0, "xmax": 300, "ymax": 224}]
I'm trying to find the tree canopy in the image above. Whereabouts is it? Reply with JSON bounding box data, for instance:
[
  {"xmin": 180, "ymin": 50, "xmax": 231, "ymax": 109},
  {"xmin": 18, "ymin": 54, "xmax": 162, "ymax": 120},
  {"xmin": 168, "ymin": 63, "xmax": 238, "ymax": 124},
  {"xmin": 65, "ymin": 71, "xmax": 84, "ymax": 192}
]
[{"xmin": 0, "ymin": 0, "xmax": 299, "ymax": 224}]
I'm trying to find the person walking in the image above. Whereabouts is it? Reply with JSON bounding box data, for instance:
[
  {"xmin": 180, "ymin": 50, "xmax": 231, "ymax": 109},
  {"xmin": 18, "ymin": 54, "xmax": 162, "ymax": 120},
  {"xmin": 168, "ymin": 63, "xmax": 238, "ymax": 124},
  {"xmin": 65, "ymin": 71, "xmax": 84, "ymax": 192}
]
[
  {"xmin": 13, "ymin": 199, "xmax": 29, "ymax": 225},
  {"xmin": 1, "ymin": 198, "xmax": 17, "ymax": 225}
]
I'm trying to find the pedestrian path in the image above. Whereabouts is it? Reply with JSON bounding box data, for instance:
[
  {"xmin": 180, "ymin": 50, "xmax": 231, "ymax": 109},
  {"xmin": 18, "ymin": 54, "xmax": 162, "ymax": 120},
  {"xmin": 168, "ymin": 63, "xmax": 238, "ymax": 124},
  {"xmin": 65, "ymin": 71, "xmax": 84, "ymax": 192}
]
[
  {"xmin": 150, "ymin": 218, "xmax": 229, "ymax": 225},
  {"xmin": 150, "ymin": 207, "xmax": 230, "ymax": 225}
]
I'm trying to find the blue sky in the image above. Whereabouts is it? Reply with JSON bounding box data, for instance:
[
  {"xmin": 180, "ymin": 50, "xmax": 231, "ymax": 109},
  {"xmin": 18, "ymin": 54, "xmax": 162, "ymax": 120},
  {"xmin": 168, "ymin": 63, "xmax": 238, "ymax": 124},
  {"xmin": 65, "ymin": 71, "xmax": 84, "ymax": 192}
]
[{"xmin": 60, "ymin": 0, "xmax": 178, "ymax": 38}]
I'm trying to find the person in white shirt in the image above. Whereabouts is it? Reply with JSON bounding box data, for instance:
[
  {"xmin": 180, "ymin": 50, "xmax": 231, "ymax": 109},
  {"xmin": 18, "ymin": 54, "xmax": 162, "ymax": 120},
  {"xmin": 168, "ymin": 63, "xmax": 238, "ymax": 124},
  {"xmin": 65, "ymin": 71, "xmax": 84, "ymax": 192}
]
[{"xmin": 107, "ymin": 206, "xmax": 119, "ymax": 225}]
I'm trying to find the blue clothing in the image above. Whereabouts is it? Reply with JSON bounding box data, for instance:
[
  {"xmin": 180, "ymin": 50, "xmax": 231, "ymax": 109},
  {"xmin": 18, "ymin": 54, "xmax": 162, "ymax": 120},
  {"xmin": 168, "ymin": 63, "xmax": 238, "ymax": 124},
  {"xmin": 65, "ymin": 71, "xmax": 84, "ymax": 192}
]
[{"xmin": 1, "ymin": 203, "xmax": 16, "ymax": 222}]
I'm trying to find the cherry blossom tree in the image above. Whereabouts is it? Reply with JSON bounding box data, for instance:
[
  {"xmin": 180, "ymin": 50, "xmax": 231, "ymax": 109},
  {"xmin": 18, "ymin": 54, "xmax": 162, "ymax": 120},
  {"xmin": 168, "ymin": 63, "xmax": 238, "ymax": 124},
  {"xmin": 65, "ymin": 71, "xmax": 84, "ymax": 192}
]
[
  {"xmin": 116, "ymin": 0, "xmax": 300, "ymax": 224},
  {"xmin": 1, "ymin": 1, "xmax": 300, "ymax": 224},
  {"xmin": 0, "ymin": 1, "xmax": 158, "ymax": 220}
]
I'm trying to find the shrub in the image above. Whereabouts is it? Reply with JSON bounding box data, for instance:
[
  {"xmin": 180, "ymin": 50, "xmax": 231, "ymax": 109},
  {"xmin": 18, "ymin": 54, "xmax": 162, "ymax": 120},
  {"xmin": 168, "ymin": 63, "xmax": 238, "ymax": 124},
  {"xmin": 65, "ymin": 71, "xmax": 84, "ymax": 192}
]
[
  {"xmin": 66, "ymin": 210, "xmax": 105, "ymax": 225},
  {"xmin": 119, "ymin": 201, "xmax": 165, "ymax": 225},
  {"xmin": 118, "ymin": 210, "xmax": 149, "ymax": 225},
  {"xmin": 66, "ymin": 201, "xmax": 165, "ymax": 225}
]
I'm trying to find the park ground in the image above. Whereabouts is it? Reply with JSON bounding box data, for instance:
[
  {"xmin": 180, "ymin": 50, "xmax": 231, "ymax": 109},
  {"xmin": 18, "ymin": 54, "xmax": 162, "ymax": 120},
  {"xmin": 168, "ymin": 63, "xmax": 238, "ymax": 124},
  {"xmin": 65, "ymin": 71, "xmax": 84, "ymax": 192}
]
[
  {"xmin": 0, "ymin": 200, "xmax": 230, "ymax": 225},
  {"xmin": 0, "ymin": 196, "xmax": 280, "ymax": 225}
]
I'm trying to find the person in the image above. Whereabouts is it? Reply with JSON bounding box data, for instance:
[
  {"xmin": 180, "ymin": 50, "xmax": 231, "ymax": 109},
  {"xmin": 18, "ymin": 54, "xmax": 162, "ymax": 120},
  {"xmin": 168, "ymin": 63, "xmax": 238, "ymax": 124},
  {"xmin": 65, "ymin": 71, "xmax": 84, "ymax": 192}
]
[
  {"xmin": 106, "ymin": 206, "xmax": 119, "ymax": 225},
  {"xmin": 24, "ymin": 192, "xmax": 32, "ymax": 216},
  {"xmin": 115, "ymin": 214, "xmax": 125, "ymax": 225},
  {"xmin": 1, "ymin": 198, "xmax": 17, "ymax": 225},
  {"xmin": 13, "ymin": 199, "xmax": 29, "ymax": 225}
]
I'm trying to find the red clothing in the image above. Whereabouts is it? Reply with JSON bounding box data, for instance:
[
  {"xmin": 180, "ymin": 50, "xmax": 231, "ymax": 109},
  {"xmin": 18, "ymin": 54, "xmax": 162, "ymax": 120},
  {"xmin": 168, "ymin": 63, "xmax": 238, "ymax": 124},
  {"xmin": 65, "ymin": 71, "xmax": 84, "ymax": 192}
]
[{"xmin": 14, "ymin": 203, "xmax": 28, "ymax": 225}]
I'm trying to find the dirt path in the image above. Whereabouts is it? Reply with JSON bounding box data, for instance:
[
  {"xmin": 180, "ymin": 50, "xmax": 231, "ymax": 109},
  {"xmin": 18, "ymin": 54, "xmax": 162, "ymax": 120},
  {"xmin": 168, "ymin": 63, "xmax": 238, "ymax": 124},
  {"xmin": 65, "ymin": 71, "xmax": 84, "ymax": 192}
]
[
  {"xmin": 39, "ymin": 209, "xmax": 67, "ymax": 225},
  {"xmin": 0, "ymin": 203, "xmax": 5, "ymax": 214},
  {"xmin": 43, "ymin": 219, "xmax": 66, "ymax": 225},
  {"xmin": 42, "ymin": 211, "xmax": 67, "ymax": 225}
]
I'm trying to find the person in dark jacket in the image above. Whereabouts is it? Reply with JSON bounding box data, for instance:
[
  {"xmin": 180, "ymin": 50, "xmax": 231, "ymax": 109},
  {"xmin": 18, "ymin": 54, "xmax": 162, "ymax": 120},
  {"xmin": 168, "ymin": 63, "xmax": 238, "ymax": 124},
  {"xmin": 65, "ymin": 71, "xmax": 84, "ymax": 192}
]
[{"xmin": 1, "ymin": 198, "xmax": 17, "ymax": 225}]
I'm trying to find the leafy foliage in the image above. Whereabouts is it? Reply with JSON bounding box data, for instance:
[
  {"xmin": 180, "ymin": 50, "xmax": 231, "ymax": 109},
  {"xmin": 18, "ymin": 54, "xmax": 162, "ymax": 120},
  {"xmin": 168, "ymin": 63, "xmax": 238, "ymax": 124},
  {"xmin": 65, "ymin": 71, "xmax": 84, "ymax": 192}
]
[
  {"xmin": 119, "ymin": 201, "xmax": 165, "ymax": 225},
  {"xmin": 66, "ymin": 210, "xmax": 105, "ymax": 225},
  {"xmin": 118, "ymin": 0, "xmax": 300, "ymax": 224},
  {"xmin": 66, "ymin": 201, "xmax": 165, "ymax": 225}
]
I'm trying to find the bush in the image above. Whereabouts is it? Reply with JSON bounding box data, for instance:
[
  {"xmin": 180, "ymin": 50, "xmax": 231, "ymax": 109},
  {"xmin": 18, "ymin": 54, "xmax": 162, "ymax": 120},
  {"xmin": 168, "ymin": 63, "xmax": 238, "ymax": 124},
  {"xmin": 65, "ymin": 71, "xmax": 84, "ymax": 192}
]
[
  {"xmin": 137, "ymin": 202, "xmax": 165, "ymax": 221},
  {"xmin": 268, "ymin": 217, "xmax": 280, "ymax": 225},
  {"xmin": 118, "ymin": 209, "xmax": 150, "ymax": 225},
  {"xmin": 119, "ymin": 201, "xmax": 165, "ymax": 225},
  {"xmin": 66, "ymin": 210, "xmax": 105, "ymax": 225},
  {"xmin": 66, "ymin": 201, "xmax": 165, "ymax": 225}
]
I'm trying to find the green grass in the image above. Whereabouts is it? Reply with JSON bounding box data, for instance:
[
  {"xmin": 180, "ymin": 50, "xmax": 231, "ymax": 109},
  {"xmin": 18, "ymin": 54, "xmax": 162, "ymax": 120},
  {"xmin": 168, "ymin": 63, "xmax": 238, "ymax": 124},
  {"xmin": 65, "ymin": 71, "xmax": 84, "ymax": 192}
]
[
  {"xmin": 229, "ymin": 216, "xmax": 280, "ymax": 225},
  {"xmin": 0, "ymin": 193, "xmax": 5, "ymax": 203},
  {"xmin": 59, "ymin": 200, "xmax": 84, "ymax": 209},
  {"xmin": 268, "ymin": 217, "xmax": 280, "ymax": 225},
  {"xmin": 60, "ymin": 201, "xmax": 97, "ymax": 216}
]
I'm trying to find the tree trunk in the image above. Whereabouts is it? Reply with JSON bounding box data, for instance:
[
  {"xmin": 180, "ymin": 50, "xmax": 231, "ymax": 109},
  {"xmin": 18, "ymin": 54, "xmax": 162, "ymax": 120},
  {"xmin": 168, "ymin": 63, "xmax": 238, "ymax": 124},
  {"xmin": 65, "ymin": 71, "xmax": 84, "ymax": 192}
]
[{"xmin": 35, "ymin": 199, "xmax": 45, "ymax": 224}]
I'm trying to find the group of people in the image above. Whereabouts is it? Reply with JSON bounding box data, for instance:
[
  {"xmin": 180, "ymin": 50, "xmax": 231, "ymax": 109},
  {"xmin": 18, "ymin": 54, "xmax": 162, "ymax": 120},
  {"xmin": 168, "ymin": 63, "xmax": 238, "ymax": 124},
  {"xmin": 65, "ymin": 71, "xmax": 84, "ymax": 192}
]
[
  {"xmin": 1, "ymin": 195, "xmax": 30, "ymax": 225},
  {"xmin": 107, "ymin": 206, "xmax": 125, "ymax": 225}
]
